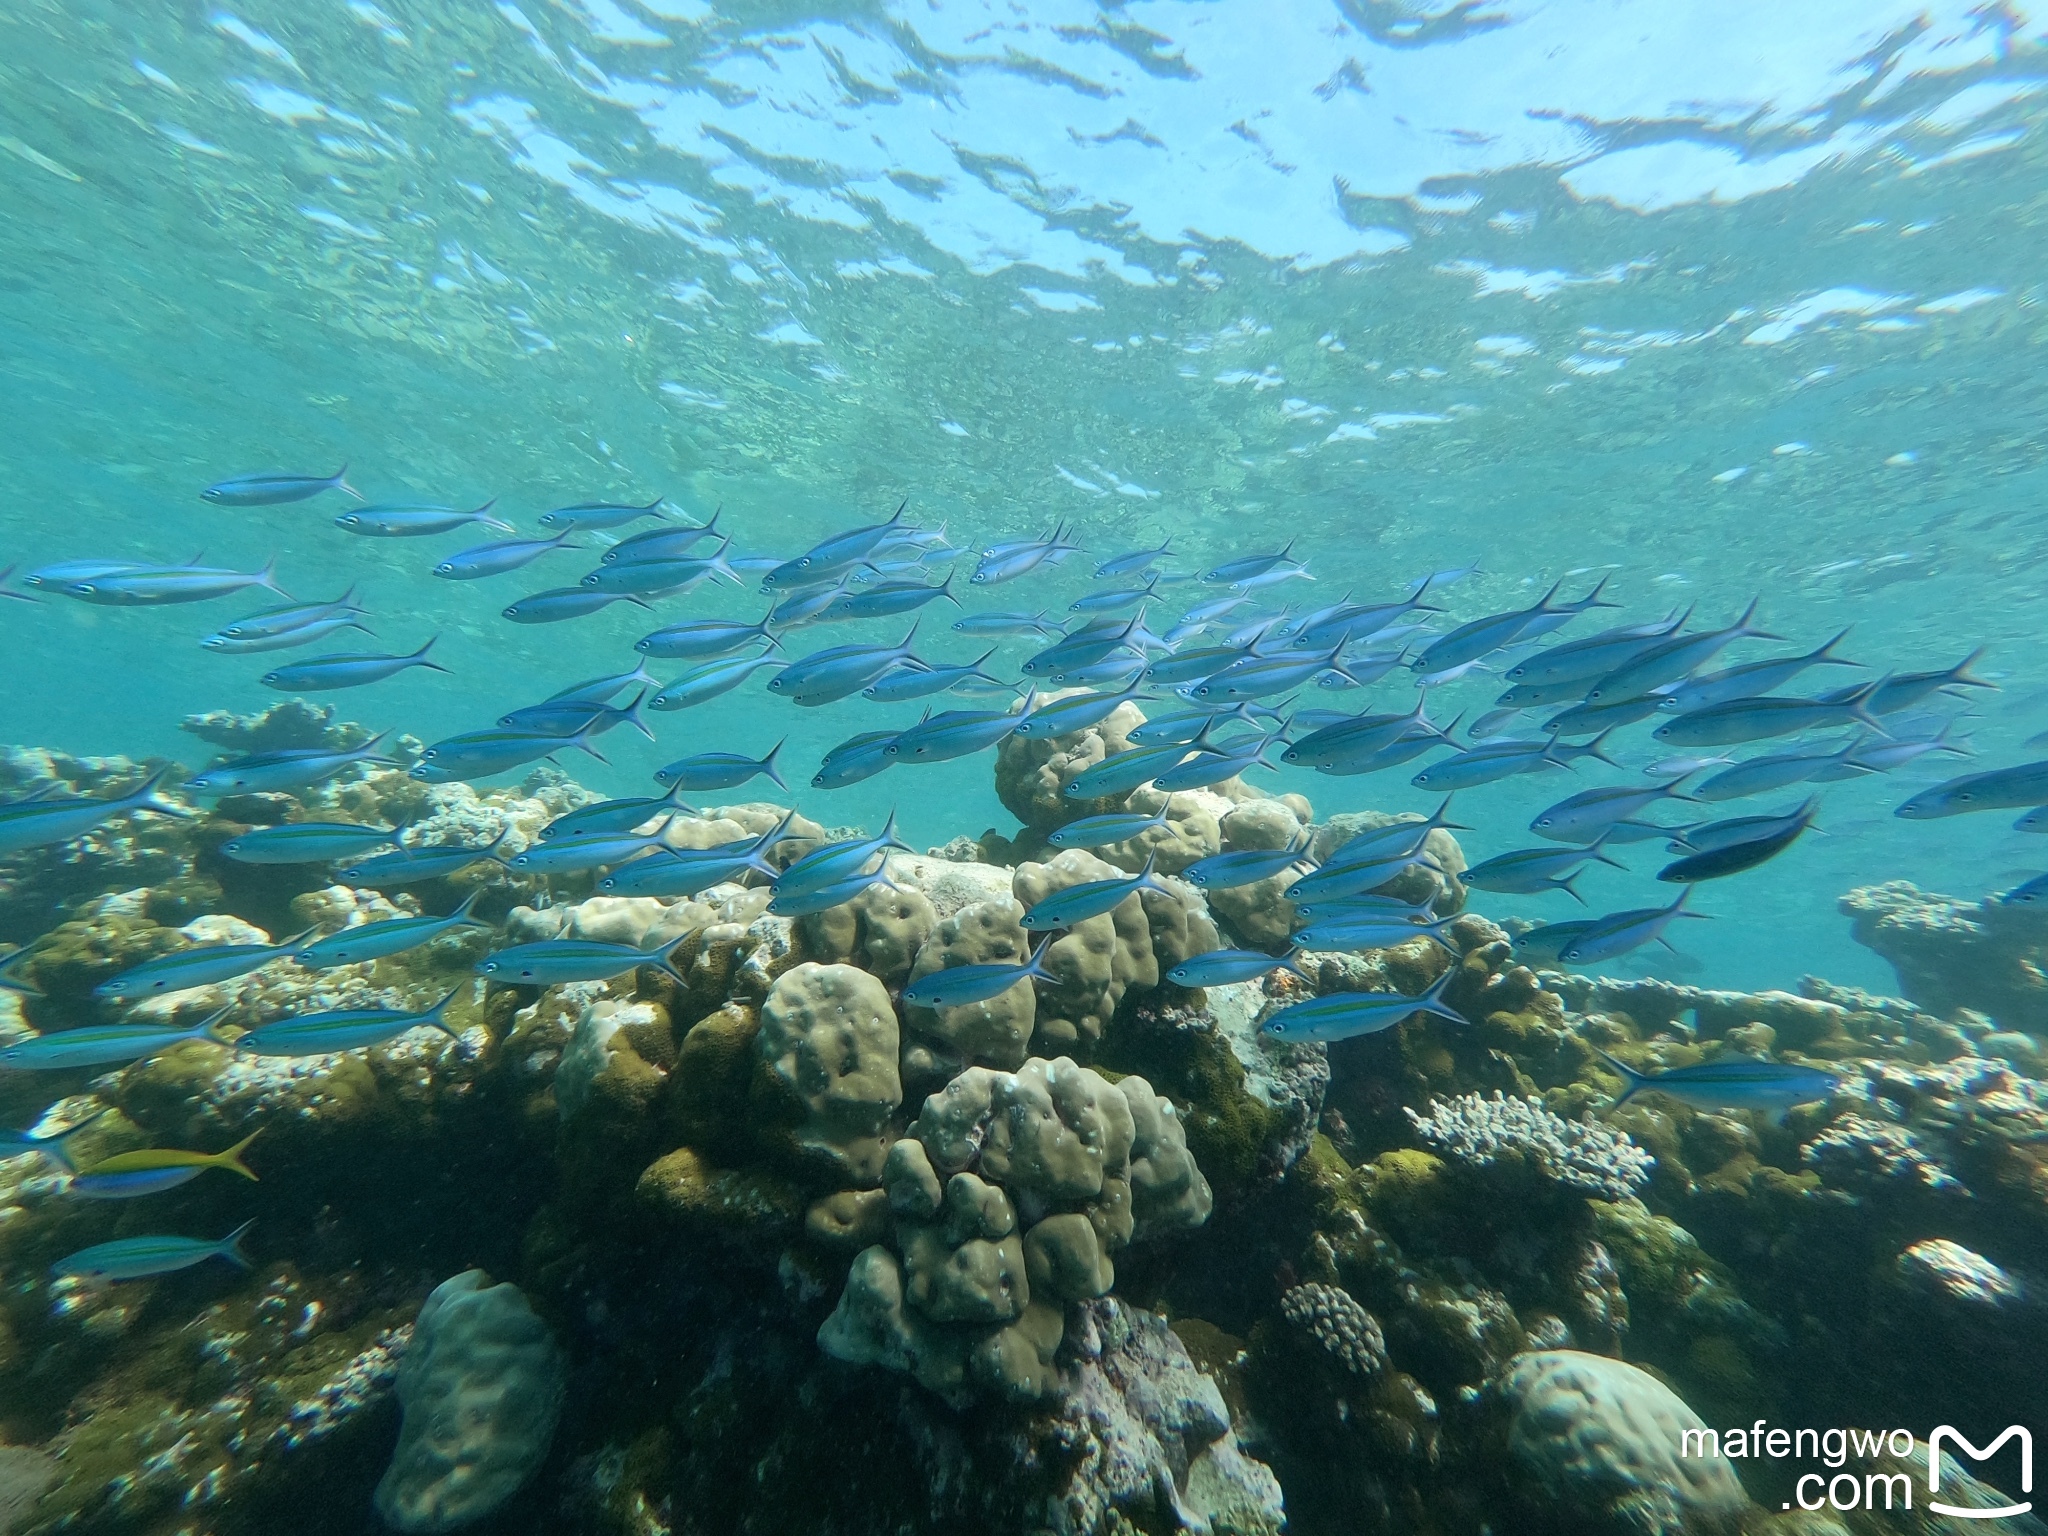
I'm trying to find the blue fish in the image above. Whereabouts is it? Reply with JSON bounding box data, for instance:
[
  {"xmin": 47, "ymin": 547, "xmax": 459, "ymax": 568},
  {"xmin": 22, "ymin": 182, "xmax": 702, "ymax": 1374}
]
[
  {"xmin": 1095, "ymin": 539, "xmax": 1174, "ymax": 579},
  {"xmin": 261, "ymin": 637, "xmax": 447, "ymax": 690},
  {"xmin": 1203, "ymin": 539, "xmax": 1302, "ymax": 586},
  {"xmin": 636, "ymin": 615, "xmax": 777, "ymax": 660},
  {"xmin": 1412, "ymin": 577, "xmax": 1615, "ymax": 676},
  {"xmin": 545, "ymin": 664, "xmax": 658, "ymax": 707},
  {"xmin": 1010, "ymin": 682, "xmax": 1151, "ymax": 738},
  {"xmin": 204, "ymin": 465, "xmax": 357, "ymax": 505},
  {"xmin": 186, "ymin": 733, "xmax": 396, "ymax": 796},
  {"xmin": 60, "ymin": 558, "xmax": 290, "ymax": 606},
  {"xmin": 1047, "ymin": 797, "xmax": 1175, "ymax": 850},
  {"xmin": 0, "ymin": 1010, "xmax": 231, "ymax": 1072},
  {"xmin": 1126, "ymin": 700, "xmax": 1284, "ymax": 745},
  {"xmin": 1293, "ymin": 912, "xmax": 1462, "ymax": 954},
  {"xmin": 297, "ymin": 890, "xmax": 491, "ymax": 968},
  {"xmin": 1657, "ymin": 800, "xmax": 1818, "ymax": 882},
  {"xmin": 813, "ymin": 731, "xmax": 901, "ymax": 789},
  {"xmin": 760, "ymin": 502, "xmax": 912, "ymax": 589},
  {"xmin": 603, "ymin": 510, "xmax": 721, "ymax": 563},
  {"xmin": 952, "ymin": 610, "xmax": 1059, "ymax": 638},
  {"xmin": 827, "ymin": 573, "xmax": 958, "ymax": 620},
  {"xmin": 650, "ymin": 654, "xmax": 786, "ymax": 711},
  {"xmin": 1184, "ymin": 839, "xmax": 1312, "ymax": 890},
  {"xmin": 410, "ymin": 722, "xmax": 606, "ymax": 784},
  {"xmin": 235, "ymin": 989, "xmax": 465, "ymax": 1055},
  {"xmin": 774, "ymin": 812, "xmax": 911, "ymax": 904},
  {"xmin": 1599, "ymin": 1050, "xmax": 1835, "ymax": 1118},
  {"xmin": 1020, "ymin": 851, "xmax": 1177, "ymax": 930},
  {"xmin": 538, "ymin": 784, "xmax": 693, "ymax": 842},
  {"xmin": 433, "ymin": 530, "xmax": 578, "ymax": 580},
  {"xmin": 212, "ymin": 588, "xmax": 369, "ymax": 642},
  {"xmin": 1653, "ymin": 628, "xmax": 1859, "ymax": 712},
  {"xmin": 219, "ymin": 821, "xmax": 401, "ymax": 864},
  {"xmin": 54, "ymin": 1220, "xmax": 256, "ymax": 1282},
  {"xmin": 901, "ymin": 935, "xmax": 1057, "ymax": 1010},
  {"xmin": 95, "ymin": 930, "xmax": 314, "ymax": 1001},
  {"xmin": 1896, "ymin": 760, "xmax": 2048, "ymax": 819},
  {"xmin": 334, "ymin": 500, "xmax": 509, "ymax": 537},
  {"xmin": 537, "ymin": 496, "xmax": 666, "ymax": 531},
  {"xmin": 475, "ymin": 935, "xmax": 687, "ymax": 986},
  {"xmin": 202, "ymin": 612, "xmax": 374, "ymax": 654},
  {"xmin": 886, "ymin": 695, "xmax": 1039, "ymax": 763},
  {"xmin": 655, "ymin": 742, "xmax": 787, "ymax": 792},
  {"xmin": 338, "ymin": 829, "xmax": 507, "ymax": 886},
  {"xmin": 0, "ymin": 767, "xmax": 190, "ymax": 856},
  {"xmin": 1585, "ymin": 598, "xmax": 1777, "ymax": 702},
  {"xmin": 1166, "ymin": 947, "xmax": 1311, "ymax": 987},
  {"xmin": 1260, "ymin": 964, "xmax": 1466, "ymax": 1042},
  {"xmin": 765, "ymin": 867, "xmax": 904, "ymax": 917},
  {"xmin": 502, "ymin": 588, "xmax": 649, "ymax": 624},
  {"xmin": 1556, "ymin": 891, "xmax": 1707, "ymax": 964}
]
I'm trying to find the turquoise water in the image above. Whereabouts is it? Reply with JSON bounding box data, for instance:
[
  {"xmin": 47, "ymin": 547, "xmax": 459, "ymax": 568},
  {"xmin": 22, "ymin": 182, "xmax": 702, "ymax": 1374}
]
[
  {"xmin": 5, "ymin": 3, "xmax": 2047, "ymax": 987},
  {"xmin": 4, "ymin": 8, "xmax": 2048, "ymax": 1532},
  {"xmin": 7, "ymin": 3, "xmax": 2048, "ymax": 991}
]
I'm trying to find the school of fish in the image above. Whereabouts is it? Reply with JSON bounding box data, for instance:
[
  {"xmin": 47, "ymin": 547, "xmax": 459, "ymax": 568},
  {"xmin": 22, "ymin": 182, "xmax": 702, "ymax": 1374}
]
[{"xmin": 9, "ymin": 467, "xmax": 2017, "ymax": 1275}]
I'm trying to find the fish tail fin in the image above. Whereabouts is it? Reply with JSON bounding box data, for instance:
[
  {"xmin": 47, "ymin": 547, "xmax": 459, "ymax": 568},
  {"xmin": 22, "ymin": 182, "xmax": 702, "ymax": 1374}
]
[
  {"xmin": 898, "ymin": 617, "xmax": 921, "ymax": 651},
  {"xmin": 1581, "ymin": 728, "xmax": 1624, "ymax": 771},
  {"xmin": 1427, "ymin": 793, "xmax": 1472, "ymax": 834},
  {"xmin": 38, "ymin": 1121, "xmax": 87, "ymax": 1174},
  {"xmin": 1596, "ymin": 1050, "xmax": 1645, "ymax": 1105},
  {"xmin": 214, "ymin": 1129, "xmax": 262, "ymax": 1181},
  {"xmin": 194, "ymin": 1005, "xmax": 237, "ymax": 1046},
  {"xmin": 473, "ymin": 497, "xmax": 516, "ymax": 533},
  {"xmin": 1590, "ymin": 834, "xmax": 1629, "ymax": 871},
  {"xmin": 132, "ymin": 764, "xmax": 195, "ymax": 818},
  {"xmin": 1946, "ymin": 644, "xmax": 1997, "ymax": 692},
  {"xmin": 1279, "ymin": 947, "xmax": 1314, "ymax": 983},
  {"xmin": 1558, "ymin": 870, "xmax": 1588, "ymax": 906},
  {"xmin": 1812, "ymin": 625, "xmax": 1860, "ymax": 667},
  {"xmin": 1014, "ymin": 684, "xmax": 1041, "ymax": 723},
  {"xmin": 1848, "ymin": 678, "xmax": 1893, "ymax": 738},
  {"xmin": 412, "ymin": 634, "xmax": 452, "ymax": 673},
  {"xmin": 879, "ymin": 807, "xmax": 910, "ymax": 852},
  {"xmin": 645, "ymin": 495, "xmax": 669, "ymax": 517},
  {"xmin": 256, "ymin": 554, "xmax": 292, "ymax": 598},
  {"xmin": 1581, "ymin": 572, "xmax": 1618, "ymax": 609},
  {"xmin": 621, "ymin": 690, "xmax": 656, "ymax": 743},
  {"xmin": 1418, "ymin": 962, "xmax": 1468, "ymax": 1025},
  {"xmin": 1020, "ymin": 931, "xmax": 1058, "ymax": 982},
  {"xmin": 333, "ymin": 465, "xmax": 363, "ymax": 501},
  {"xmin": 218, "ymin": 1219, "xmax": 258, "ymax": 1269},
  {"xmin": 424, "ymin": 987, "xmax": 466, "ymax": 1036},
  {"xmin": 759, "ymin": 739, "xmax": 789, "ymax": 791},
  {"xmin": 652, "ymin": 932, "xmax": 694, "ymax": 986},
  {"xmin": 1735, "ymin": 595, "xmax": 1782, "ymax": 641},
  {"xmin": 940, "ymin": 570, "xmax": 959, "ymax": 606}
]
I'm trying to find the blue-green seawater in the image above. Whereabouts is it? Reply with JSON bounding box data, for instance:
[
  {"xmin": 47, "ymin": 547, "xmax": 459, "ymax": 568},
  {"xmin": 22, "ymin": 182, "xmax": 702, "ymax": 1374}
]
[{"xmin": 3, "ymin": 0, "xmax": 2046, "ymax": 995}]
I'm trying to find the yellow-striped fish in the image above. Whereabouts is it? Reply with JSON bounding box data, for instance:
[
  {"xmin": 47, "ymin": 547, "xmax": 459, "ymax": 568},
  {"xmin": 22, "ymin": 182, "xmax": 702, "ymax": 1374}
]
[{"xmin": 68, "ymin": 1130, "xmax": 260, "ymax": 1199}]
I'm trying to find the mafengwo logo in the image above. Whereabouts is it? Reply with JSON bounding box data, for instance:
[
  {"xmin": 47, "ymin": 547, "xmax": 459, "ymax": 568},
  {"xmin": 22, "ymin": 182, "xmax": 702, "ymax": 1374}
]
[{"xmin": 1929, "ymin": 1426, "xmax": 2032, "ymax": 1520}]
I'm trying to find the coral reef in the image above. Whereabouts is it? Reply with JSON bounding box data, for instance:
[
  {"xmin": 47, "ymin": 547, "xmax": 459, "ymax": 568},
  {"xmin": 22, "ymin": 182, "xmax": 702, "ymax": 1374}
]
[
  {"xmin": 1842, "ymin": 880, "xmax": 2048, "ymax": 1032},
  {"xmin": 6, "ymin": 701, "xmax": 2048, "ymax": 1536},
  {"xmin": 1493, "ymin": 1350, "xmax": 1748, "ymax": 1536},
  {"xmin": 374, "ymin": 1270, "xmax": 565, "ymax": 1533}
]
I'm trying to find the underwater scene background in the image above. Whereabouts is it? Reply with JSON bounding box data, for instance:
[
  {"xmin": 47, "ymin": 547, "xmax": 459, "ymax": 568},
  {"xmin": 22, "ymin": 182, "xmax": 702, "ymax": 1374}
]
[{"xmin": 4, "ymin": 1, "xmax": 2048, "ymax": 1534}]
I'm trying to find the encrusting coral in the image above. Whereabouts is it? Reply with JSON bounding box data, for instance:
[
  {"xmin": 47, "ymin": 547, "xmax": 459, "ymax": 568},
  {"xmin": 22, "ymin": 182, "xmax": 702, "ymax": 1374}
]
[{"xmin": 2, "ymin": 694, "xmax": 2046, "ymax": 1536}]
